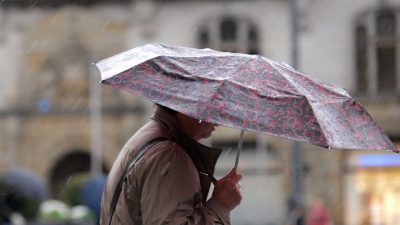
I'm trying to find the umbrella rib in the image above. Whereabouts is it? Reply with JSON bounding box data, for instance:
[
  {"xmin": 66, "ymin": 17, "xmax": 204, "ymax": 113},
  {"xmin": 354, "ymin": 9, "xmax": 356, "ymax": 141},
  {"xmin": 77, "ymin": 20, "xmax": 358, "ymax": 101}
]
[
  {"xmin": 302, "ymin": 98, "xmax": 331, "ymax": 148},
  {"xmin": 266, "ymin": 60, "xmax": 332, "ymax": 147},
  {"xmin": 266, "ymin": 59, "xmax": 350, "ymax": 100},
  {"xmin": 198, "ymin": 78, "xmax": 225, "ymax": 122}
]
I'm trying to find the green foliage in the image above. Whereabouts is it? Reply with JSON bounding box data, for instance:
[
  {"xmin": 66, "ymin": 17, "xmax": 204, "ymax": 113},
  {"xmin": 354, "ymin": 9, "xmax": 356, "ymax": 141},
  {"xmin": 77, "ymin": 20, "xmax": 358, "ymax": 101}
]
[{"xmin": 58, "ymin": 172, "xmax": 90, "ymax": 206}]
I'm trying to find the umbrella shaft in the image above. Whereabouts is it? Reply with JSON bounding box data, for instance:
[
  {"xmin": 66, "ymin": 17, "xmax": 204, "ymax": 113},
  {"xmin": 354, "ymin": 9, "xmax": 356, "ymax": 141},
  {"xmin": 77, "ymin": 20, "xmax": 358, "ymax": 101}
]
[{"xmin": 234, "ymin": 130, "xmax": 244, "ymax": 171}]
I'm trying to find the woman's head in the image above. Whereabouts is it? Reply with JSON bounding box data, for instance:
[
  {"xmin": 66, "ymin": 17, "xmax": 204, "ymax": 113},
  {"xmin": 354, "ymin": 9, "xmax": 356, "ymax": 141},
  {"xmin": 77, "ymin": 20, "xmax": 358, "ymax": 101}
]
[
  {"xmin": 155, "ymin": 104, "xmax": 217, "ymax": 140},
  {"xmin": 176, "ymin": 113, "xmax": 217, "ymax": 140}
]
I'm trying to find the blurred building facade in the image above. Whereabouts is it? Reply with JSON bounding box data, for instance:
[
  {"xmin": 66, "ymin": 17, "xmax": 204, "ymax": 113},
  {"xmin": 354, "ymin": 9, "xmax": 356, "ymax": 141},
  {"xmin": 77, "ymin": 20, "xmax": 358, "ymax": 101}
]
[{"xmin": 0, "ymin": 0, "xmax": 400, "ymax": 224}]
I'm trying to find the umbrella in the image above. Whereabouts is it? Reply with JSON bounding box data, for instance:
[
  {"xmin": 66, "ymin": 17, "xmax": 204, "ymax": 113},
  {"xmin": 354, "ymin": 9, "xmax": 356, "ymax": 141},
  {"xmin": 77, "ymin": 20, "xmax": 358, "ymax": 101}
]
[
  {"xmin": 79, "ymin": 174, "xmax": 107, "ymax": 218},
  {"xmin": 95, "ymin": 43, "xmax": 397, "ymax": 167},
  {"xmin": 2, "ymin": 168, "xmax": 48, "ymax": 201},
  {"xmin": 1, "ymin": 168, "xmax": 48, "ymax": 220}
]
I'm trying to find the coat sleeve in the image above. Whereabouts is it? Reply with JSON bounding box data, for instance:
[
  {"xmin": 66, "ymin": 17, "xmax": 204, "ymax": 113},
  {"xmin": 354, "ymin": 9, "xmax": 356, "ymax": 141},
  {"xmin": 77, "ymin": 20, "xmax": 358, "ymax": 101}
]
[{"xmin": 132, "ymin": 142, "xmax": 230, "ymax": 225}]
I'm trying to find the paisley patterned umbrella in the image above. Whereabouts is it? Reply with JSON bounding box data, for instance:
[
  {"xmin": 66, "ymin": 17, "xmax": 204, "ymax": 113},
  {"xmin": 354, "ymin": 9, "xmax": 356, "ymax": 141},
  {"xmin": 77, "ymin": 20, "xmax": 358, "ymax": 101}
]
[{"xmin": 95, "ymin": 43, "xmax": 396, "ymax": 152}]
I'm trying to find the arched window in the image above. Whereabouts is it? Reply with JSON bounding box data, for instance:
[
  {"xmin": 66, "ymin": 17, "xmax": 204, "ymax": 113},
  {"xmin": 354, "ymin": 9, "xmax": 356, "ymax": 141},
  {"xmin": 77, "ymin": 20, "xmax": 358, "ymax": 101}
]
[
  {"xmin": 355, "ymin": 8, "xmax": 400, "ymax": 96},
  {"xmin": 220, "ymin": 18, "xmax": 237, "ymax": 41},
  {"xmin": 198, "ymin": 16, "xmax": 260, "ymax": 55}
]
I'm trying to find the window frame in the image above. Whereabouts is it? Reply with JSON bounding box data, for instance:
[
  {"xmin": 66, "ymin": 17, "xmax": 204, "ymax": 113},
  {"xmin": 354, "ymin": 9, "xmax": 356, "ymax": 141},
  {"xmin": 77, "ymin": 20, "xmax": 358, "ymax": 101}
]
[
  {"xmin": 355, "ymin": 8, "xmax": 400, "ymax": 97},
  {"xmin": 197, "ymin": 15, "xmax": 260, "ymax": 55}
]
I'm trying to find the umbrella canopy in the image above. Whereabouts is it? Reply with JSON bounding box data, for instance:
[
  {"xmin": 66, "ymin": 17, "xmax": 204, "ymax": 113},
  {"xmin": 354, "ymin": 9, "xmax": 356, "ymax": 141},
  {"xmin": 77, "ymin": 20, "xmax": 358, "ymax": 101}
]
[
  {"xmin": 95, "ymin": 43, "xmax": 397, "ymax": 152},
  {"xmin": 2, "ymin": 168, "xmax": 48, "ymax": 201},
  {"xmin": 79, "ymin": 175, "xmax": 107, "ymax": 218}
]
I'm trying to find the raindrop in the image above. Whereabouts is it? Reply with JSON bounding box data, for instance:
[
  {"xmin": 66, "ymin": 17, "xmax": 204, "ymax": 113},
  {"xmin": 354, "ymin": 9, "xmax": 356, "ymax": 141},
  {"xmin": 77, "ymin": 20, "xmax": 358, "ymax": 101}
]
[
  {"xmin": 29, "ymin": 0, "xmax": 38, "ymax": 9},
  {"xmin": 101, "ymin": 21, "xmax": 110, "ymax": 32},
  {"xmin": 65, "ymin": 176, "xmax": 73, "ymax": 186},
  {"xmin": 71, "ymin": 98, "xmax": 83, "ymax": 111},
  {"xmin": 27, "ymin": 40, "xmax": 39, "ymax": 53},
  {"xmin": 49, "ymin": 13, "xmax": 60, "ymax": 29},
  {"xmin": 19, "ymin": 115, "xmax": 28, "ymax": 123},
  {"xmin": 304, "ymin": 26, "xmax": 313, "ymax": 35},
  {"xmin": 188, "ymin": 26, "xmax": 202, "ymax": 42},
  {"xmin": 223, "ymin": 147, "xmax": 232, "ymax": 156},
  {"xmin": 40, "ymin": 40, "xmax": 49, "ymax": 50}
]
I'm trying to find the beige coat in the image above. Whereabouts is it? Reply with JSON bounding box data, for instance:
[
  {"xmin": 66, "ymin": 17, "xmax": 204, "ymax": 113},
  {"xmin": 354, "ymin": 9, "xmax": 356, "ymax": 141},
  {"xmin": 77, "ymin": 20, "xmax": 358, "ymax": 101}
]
[{"xmin": 100, "ymin": 106, "xmax": 230, "ymax": 225}]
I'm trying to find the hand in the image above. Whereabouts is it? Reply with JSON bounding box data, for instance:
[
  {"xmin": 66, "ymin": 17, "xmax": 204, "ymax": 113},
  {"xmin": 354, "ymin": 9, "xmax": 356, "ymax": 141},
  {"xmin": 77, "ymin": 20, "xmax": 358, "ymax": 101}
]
[{"xmin": 211, "ymin": 169, "xmax": 242, "ymax": 210}]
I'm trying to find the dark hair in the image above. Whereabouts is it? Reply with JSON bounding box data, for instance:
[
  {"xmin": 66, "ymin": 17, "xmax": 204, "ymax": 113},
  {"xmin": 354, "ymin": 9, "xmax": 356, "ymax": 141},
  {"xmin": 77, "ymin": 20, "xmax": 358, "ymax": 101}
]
[{"xmin": 156, "ymin": 104, "xmax": 178, "ymax": 115}]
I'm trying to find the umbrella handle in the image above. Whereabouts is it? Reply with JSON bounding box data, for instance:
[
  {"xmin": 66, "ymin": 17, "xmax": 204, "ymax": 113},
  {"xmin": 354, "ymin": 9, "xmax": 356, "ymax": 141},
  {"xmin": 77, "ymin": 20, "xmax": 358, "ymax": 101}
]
[{"xmin": 234, "ymin": 130, "xmax": 244, "ymax": 171}]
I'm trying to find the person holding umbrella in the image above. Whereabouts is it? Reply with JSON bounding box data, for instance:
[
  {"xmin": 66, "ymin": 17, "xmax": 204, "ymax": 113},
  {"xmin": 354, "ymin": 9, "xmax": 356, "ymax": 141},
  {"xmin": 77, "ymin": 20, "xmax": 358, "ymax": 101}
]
[
  {"xmin": 96, "ymin": 43, "xmax": 397, "ymax": 225},
  {"xmin": 100, "ymin": 104, "xmax": 242, "ymax": 225}
]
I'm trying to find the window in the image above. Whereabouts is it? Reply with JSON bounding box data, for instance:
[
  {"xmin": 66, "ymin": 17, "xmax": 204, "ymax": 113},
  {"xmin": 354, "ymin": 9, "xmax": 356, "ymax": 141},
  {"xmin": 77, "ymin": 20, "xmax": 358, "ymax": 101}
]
[
  {"xmin": 356, "ymin": 26, "xmax": 368, "ymax": 93},
  {"xmin": 376, "ymin": 11, "xmax": 397, "ymax": 92},
  {"xmin": 355, "ymin": 8, "xmax": 400, "ymax": 96},
  {"xmin": 198, "ymin": 16, "xmax": 260, "ymax": 55}
]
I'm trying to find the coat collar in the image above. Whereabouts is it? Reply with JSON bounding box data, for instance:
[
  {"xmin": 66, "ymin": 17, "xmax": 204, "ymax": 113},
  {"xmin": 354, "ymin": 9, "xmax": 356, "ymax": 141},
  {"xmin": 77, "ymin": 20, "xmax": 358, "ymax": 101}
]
[{"xmin": 151, "ymin": 105, "xmax": 222, "ymax": 201}]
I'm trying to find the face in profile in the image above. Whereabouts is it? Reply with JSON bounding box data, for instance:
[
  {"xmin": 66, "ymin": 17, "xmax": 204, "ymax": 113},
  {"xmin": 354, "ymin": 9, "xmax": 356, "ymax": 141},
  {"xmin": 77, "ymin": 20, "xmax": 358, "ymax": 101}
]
[
  {"xmin": 196, "ymin": 121, "xmax": 217, "ymax": 140},
  {"xmin": 177, "ymin": 113, "xmax": 218, "ymax": 140}
]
